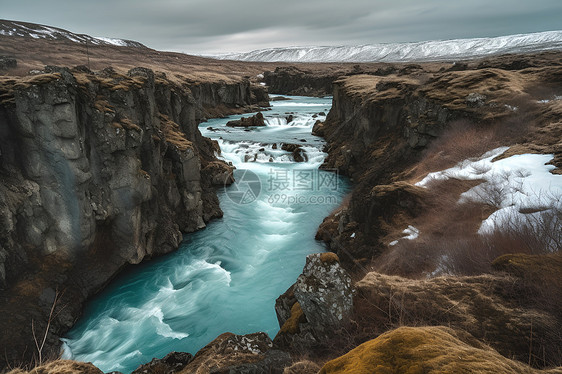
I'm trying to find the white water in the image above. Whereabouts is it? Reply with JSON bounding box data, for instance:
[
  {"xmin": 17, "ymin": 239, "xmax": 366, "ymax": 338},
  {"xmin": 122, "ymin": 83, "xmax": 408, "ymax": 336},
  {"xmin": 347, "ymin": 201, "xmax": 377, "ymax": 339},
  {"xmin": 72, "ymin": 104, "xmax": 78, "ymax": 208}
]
[
  {"xmin": 61, "ymin": 96, "xmax": 348, "ymax": 373},
  {"xmin": 213, "ymin": 30, "xmax": 562, "ymax": 63}
]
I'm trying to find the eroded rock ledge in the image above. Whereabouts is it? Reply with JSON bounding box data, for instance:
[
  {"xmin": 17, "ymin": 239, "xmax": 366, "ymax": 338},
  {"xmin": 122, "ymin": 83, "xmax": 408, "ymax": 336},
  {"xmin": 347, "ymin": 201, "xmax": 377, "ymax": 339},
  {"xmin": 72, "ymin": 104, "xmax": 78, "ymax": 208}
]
[{"xmin": 0, "ymin": 65, "xmax": 268, "ymax": 366}]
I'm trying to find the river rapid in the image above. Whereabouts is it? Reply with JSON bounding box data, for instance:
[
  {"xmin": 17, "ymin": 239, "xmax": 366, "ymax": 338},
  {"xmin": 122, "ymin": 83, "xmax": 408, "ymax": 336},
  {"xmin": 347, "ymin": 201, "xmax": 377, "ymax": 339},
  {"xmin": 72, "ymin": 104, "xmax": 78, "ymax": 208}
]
[{"xmin": 61, "ymin": 95, "xmax": 349, "ymax": 373}]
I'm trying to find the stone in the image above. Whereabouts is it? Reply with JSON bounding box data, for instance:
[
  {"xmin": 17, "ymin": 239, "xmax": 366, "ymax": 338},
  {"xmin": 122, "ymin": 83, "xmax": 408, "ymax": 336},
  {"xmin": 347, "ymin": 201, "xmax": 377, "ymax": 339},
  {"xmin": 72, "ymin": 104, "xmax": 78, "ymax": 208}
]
[
  {"xmin": 281, "ymin": 143, "xmax": 307, "ymax": 163},
  {"xmin": 466, "ymin": 92, "xmax": 487, "ymax": 107},
  {"xmin": 226, "ymin": 112, "xmax": 265, "ymax": 127},
  {"xmin": 311, "ymin": 120, "xmax": 324, "ymax": 136},
  {"xmin": 293, "ymin": 253, "xmax": 354, "ymax": 331}
]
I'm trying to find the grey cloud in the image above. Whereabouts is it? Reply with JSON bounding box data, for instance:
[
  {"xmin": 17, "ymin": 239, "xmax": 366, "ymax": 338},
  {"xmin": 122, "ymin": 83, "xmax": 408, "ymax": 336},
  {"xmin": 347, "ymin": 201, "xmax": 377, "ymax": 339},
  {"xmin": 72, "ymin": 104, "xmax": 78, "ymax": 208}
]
[{"xmin": 1, "ymin": 0, "xmax": 560, "ymax": 53}]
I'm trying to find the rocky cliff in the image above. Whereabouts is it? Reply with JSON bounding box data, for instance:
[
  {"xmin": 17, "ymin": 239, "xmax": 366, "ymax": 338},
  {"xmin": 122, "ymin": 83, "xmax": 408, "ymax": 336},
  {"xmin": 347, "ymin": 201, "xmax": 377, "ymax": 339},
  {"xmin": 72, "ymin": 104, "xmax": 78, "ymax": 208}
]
[
  {"xmin": 0, "ymin": 65, "xmax": 268, "ymax": 366},
  {"xmin": 316, "ymin": 52, "xmax": 562, "ymax": 264},
  {"xmin": 263, "ymin": 63, "xmax": 422, "ymax": 97},
  {"xmin": 263, "ymin": 66, "xmax": 345, "ymax": 97}
]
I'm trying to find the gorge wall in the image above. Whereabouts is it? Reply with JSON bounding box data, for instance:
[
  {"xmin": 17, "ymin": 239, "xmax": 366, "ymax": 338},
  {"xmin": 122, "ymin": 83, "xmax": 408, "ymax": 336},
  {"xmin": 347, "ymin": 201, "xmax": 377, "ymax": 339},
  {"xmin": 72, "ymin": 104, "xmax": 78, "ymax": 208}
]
[
  {"xmin": 314, "ymin": 53, "xmax": 562, "ymax": 264},
  {"xmin": 0, "ymin": 65, "xmax": 268, "ymax": 366}
]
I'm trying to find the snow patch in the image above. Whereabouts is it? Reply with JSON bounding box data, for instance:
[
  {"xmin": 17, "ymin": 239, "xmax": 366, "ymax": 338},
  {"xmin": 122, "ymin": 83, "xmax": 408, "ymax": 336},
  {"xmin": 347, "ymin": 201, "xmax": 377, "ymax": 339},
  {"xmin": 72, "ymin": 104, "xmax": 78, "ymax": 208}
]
[
  {"xmin": 417, "ymin": 147, "xmax": 562, "ymax": 237},
  {"xmin": 402, "ymin": 225, "xmax": 420, "ymax": 240},
  {"xmin": 94, "ymin": 36, "xmax": 129, "ymax": 46},
  {"xmin": 389, "ymin": 225, "xmax": 420, "ymax": 246}
]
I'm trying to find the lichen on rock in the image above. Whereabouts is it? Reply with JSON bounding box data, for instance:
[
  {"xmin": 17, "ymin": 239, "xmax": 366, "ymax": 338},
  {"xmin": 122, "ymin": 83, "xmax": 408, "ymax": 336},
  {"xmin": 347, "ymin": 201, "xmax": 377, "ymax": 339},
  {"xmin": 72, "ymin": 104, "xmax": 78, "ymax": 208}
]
[
  {"xmin": 275, "ymin": 252, "xmax": 354, "ymax": 351},
  {"xmin": 294, "ymin": 252, "xmax": 354, "ymax": 330}
]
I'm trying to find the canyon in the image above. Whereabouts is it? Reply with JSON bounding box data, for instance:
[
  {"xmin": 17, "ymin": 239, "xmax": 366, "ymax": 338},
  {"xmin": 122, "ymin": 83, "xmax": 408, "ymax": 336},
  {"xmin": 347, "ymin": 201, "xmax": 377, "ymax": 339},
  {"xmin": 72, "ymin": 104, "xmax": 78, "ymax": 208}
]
[{"xmin": 1, "ymin": 21, "xmax": 562, "ymax": 374}]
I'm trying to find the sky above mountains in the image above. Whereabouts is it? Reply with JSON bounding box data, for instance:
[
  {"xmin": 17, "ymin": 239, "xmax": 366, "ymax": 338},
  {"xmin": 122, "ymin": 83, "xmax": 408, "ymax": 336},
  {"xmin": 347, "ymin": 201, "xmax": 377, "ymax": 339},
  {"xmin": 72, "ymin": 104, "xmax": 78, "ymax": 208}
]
[{"xmin": 1, "ymin": 0, "xmax": 561, "ymax": 54}]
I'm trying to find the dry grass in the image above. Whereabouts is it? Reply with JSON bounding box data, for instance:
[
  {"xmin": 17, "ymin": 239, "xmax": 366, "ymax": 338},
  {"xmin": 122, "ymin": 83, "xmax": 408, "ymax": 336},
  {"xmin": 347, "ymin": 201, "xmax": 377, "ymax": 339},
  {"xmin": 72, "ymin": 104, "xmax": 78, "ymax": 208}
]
[
  {"xmin": 349, "ymin": 269, "xmax": 562, "ymax": 368},
  {"xmin": 7, "ymin": 360, "xmax": 103, "ymax": 374},
  {"xmin": 0, "ymin": 34, "xmax": 415, "ymax": 85},
  {"xmin": 0, "ymin": 73, "xmax": 61, "ymax": 104},
  {"xmin": 382, "ymin": 186, "xmax": 561, "ymax": 278},
  {"xmin": 339, "ymin": 74, "xmax": 420, "ymax": 102},
  {"xmin": 405, "ymin": 120, "xmax": 501, "ymax": 183},
  {"xmin": 159, "ymin": 114, "xmax": 193, "ymax": 152},
  {"xmin": 283, "ymin": 360, "xmax": 321, "ymax": 374},
  {"xmin": 319, "ymin": 326, "xmax": 562, "ymax": 374}
]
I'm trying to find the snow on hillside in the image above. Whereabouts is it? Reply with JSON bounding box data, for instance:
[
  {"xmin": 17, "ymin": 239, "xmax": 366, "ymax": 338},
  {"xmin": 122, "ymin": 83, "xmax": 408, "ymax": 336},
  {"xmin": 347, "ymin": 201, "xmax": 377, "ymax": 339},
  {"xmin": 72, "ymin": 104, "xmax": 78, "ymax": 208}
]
[
  {"xmin": 214, "ymin": 31, "xmax": 562, "ymax": 63},
  {"xmin": 416, "ymin": 147, "xmax": 562, "ymax": 249},
  {"xmin": 0, "ymin": 20, "xmax": 145, "ymax": 48}
]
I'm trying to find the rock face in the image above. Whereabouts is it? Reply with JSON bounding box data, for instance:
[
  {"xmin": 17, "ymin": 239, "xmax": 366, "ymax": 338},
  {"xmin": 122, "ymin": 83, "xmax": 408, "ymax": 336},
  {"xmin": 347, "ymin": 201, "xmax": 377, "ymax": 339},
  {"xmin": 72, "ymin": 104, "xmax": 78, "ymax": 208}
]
[
  {"xmin": 274, "ymin": 253, "xmax": 354, "ymax": 349},
  {"xmin": 7, "ymin": 360, "xmax": 104, "ymax": 374},
  {"xmin": 264, "ymin": 66, "xmax": 339, "ymax": 97},
  {"xmin": 262, "ymin": 64, "xmax": 411, "ymax": 97},
  {"xmin": 0, "ymin": 65, "xmax": 267, "ymax": 366}
]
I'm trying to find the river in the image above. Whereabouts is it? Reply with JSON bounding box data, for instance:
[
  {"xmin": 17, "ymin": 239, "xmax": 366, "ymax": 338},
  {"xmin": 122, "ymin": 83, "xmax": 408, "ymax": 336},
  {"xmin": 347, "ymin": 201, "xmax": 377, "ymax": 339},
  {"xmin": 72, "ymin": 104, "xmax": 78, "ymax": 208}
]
[{"xmin": 61, "ymin": 95, "xmax": 349, "ymax": 373}]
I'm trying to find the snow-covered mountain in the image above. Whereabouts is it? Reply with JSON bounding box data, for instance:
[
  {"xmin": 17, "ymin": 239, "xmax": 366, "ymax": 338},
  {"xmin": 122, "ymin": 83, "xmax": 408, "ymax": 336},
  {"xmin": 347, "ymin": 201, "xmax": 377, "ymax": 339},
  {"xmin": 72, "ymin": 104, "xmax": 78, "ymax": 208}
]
[
  {"xmin": 0, "ymin": 19, "xmax": 146, "ymax": 48},
  {"xmin": 214, "ymin": 31, "xmax": 562, "ymax": 63}
]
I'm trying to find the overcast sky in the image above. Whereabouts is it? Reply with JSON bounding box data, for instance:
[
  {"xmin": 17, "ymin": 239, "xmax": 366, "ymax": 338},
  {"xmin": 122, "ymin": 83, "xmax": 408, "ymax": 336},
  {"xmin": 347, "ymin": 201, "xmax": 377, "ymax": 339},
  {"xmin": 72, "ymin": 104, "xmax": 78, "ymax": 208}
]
[{"xmin": 1, "ymin": 0, "xmax": 561, "ymax": 54}]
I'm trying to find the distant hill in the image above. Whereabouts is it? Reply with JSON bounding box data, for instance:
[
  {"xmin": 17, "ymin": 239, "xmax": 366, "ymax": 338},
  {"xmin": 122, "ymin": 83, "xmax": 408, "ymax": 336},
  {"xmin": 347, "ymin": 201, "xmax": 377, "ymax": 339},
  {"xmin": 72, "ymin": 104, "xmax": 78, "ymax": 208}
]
[
  {"xmin": 214, "ymin": 30, "xmax": 562, "ymax": 62},
  {"xmin": 0, "ymin": 19, "xmax": 146, "ymax": 48}
]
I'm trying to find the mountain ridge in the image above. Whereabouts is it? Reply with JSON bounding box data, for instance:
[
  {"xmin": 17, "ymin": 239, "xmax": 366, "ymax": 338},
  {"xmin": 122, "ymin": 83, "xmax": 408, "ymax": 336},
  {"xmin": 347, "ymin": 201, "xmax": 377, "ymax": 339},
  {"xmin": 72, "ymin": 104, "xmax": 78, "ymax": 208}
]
[
  {"xmin": 213, "ymin": 30, "xmax": 562, "ymax": 62},
  {"xmin": 0, "ymin": 19, "xmax": 146, "ymax": 48}
]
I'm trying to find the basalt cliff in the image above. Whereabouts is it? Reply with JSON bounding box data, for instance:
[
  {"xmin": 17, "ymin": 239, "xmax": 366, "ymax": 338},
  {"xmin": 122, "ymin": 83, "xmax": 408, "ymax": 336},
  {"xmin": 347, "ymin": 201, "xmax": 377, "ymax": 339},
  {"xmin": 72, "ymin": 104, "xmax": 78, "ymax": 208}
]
[{"xmin": 0, "ymin": 64, "xmax": 268, "ymax": 366}]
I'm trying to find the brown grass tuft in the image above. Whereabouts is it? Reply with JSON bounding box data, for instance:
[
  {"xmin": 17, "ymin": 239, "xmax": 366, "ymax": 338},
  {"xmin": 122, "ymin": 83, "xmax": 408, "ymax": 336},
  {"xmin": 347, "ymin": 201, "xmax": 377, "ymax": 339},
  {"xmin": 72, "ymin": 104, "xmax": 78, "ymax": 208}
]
[
  {"xmin": 319, "ymin": 252, "xmax": 340, "ymax": 264},
  {"xmin": 7, "ymin": 360, "xmax": 103, "ymax": 374},
  {"xmin": 159, "ymin": 114, "xmax": 193, "ymax": 151}
]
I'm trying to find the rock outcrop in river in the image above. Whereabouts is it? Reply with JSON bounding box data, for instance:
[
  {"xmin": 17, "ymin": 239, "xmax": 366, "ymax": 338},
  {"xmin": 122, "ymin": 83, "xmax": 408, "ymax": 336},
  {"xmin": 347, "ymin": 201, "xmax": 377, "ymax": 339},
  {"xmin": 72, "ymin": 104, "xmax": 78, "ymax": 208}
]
[{"xmin": 0, "ymin": 65, "xmax": 268, "ymax": 366}]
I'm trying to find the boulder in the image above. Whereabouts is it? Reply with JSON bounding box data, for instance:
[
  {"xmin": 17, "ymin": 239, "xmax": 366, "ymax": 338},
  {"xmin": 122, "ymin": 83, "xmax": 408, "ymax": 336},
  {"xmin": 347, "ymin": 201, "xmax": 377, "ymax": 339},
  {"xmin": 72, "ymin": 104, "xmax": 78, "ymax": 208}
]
[
  {"xmin": 281, "ymin": 143, "xmax": 307, "ymax": 163},
  {"xmin": 226, "ymin": 112, "xmax": 266, "ymax": 127},
  {"xmin": 311, "ymin": 120, "xmax": 324, "ymax": 136},
  {"xmin": 294, "ymin": 253, "xmax": 354, "ymax": 330},
  {"xmin": 274, "ymin": 253, "xmax": 354, "ymax": 350}
]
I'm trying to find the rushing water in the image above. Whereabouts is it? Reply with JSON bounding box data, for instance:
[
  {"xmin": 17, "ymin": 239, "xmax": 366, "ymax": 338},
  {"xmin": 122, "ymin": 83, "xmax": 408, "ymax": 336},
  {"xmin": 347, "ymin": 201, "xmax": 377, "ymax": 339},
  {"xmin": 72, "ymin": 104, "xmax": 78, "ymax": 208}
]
[{"xmin": 61, "ymin": 95, "xmax": 349, "ymax": 373}]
